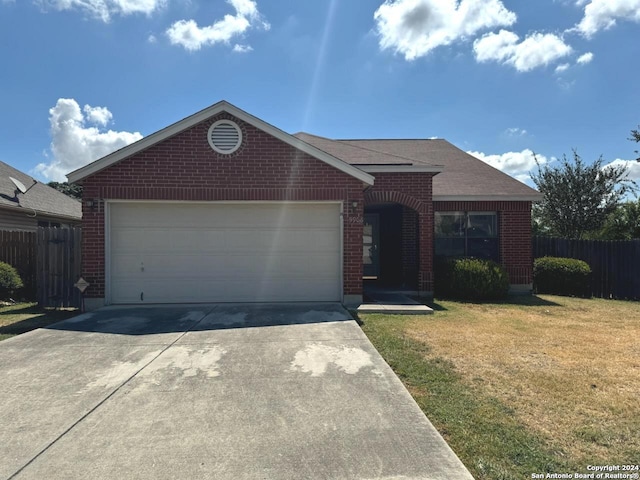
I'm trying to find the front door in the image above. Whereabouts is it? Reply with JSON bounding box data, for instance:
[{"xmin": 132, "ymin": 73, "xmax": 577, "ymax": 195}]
[{"xmin": 363, "ymin": 213, "xmax": 380, "ymax": 279}]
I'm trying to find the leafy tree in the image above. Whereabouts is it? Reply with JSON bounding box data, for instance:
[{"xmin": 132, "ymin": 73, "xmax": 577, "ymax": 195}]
[
  {"xmin": 47, "ymin": 182, "xmax": 82, "ymax": 200},
  {"xmin": 594, "ymin": 200, "xmax": 640, "ymax": 240},
  {"xmin": 531, "ymin": 151, "xmax": 637, "ymax": 239},
  {"xmin": 631, "ymin": 125, "xmax": 640, "ymax": 162}
]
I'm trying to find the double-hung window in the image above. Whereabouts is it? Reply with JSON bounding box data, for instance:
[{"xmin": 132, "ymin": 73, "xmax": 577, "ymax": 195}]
[{"xmin": 435, "ymin": 212, "xmax": 499, "ymax": 262}]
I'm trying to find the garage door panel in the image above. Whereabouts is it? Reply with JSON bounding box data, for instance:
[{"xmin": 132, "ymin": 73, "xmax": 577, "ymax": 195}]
[
  {"xmin": 109, "ymin": 203, "xmax": 341, "ymax": 303},
  {"xmin": 112, "ymin": 254, "xmax": 339, "ymax": 279},
  {"xmin": 223, "ymin": 229, "xmax": 337, "ymax": 253},
  {"xmin": 111, "ymin": 277, "xmax": 339, "ymax": 304},
  {"xmin": 111, "ymin": 254, "xmax": 229, "ymax": 276},
  {"xmin": 112, "ymin": 228, "xmax": 227, "ymax": 253}
]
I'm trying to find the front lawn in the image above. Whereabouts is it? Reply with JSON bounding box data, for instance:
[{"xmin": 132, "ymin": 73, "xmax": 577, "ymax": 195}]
[
  {"xmin": 0, "ymin": 303, "xmax": 78, "ymax": 341},
  {"xmin": 359, "ymin": 295, "xmax": 640, "ymax": 480}
]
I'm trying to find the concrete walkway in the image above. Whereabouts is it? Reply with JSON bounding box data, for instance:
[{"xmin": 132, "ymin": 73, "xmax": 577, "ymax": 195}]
[
  {"xmin": 0, "ymin": 304, "xmax": 473, "ymax": 480},
  {"xmin": 358, "ymin": 290, "xmax": 434, "ymax": 315}
]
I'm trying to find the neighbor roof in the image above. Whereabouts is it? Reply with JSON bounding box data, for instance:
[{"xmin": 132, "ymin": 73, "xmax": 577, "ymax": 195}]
[
  {"xmin": 0, "ymin": 161, "xmax": 81, "ymax": 220},
  {"xmin": 67, "ymin": 101, "xmax": 374, "ymax": 186},
  {"xmin": 295, "ymin": 134, "xmax": 542, "ymax": 201}
]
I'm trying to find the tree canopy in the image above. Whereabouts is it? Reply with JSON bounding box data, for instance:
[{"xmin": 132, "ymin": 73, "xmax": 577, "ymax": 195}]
[
  {"xmin": 47, "ymin": 182, "xmax": 82, "ymax": 200},
  {"xmin": 632, "ymin": 125, "xmax": 640, "ymax": 162},
  {"xmin": 593, "ymin": 200, "xmax": 640, "ymax": 240},
  {"xmin": 531, "ymin": 151, "xmax": 637, "ymax": 239}
]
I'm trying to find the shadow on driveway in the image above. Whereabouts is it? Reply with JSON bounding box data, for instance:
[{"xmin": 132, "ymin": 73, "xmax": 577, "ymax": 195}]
[{"xmin": 45, "ymin": 303, "xmax": 353, "ymax": 336}]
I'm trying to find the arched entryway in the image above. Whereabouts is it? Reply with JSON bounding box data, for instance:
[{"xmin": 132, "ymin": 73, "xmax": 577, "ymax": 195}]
[{"xmin": 364, "ymin": 190, "xmax": 430, "ymax": 293}]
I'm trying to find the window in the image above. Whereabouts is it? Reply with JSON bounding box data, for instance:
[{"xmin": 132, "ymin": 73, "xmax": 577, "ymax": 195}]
[{"xmin": 435, "ymin": 212, "xmax": 499, "ymax": 261}]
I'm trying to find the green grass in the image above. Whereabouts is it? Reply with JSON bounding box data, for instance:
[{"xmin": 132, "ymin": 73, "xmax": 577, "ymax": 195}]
[
  {"xmin": 0, "ymin": 303, "xmax": 78, "ymax": 341},
  {"xmin": 360, "ymin": 313, "xmax": 567, "ymax": 479}
]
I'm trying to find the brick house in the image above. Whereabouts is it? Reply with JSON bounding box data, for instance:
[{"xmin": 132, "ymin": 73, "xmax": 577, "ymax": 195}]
[{"xmin": 67, "ymin": 101, "xmax": 541, "ymax": 310}]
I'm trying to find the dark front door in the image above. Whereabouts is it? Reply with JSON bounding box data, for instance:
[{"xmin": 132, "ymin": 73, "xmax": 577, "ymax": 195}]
[{"xmin": 363, "ymin": 213, "xmax": 380, "ymax": 279}]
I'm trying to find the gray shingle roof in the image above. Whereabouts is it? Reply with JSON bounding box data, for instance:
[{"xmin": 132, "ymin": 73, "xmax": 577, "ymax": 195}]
[
  {"xmin": 0, "ymin": 161, "xmax": 81, "ymax": 219},
  {"xmin": 294, "ymin": 133, "xmax": 541, "ymax": 199}
]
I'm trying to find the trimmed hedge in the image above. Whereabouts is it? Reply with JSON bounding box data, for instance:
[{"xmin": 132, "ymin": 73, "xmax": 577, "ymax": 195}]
[
  {"xmin": 0, "ymin": 261, "xmax": 23, "ymax": 299},
  {"xmin": 533, "ymin": 256, "xmax": 591, "ymax": 297},
  {"xmin": 435, "ymin": 257, "xmax": 509, "ymax": 301}
]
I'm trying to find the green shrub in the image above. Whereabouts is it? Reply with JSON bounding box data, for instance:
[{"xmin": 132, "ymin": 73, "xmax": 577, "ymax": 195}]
[
  {"xmin": 435, "ymin": 257, "xmax": 509, "ymax": 301},
  {"xmin": 533, "ymin": 257, "xmax": 591, "ymax": 297},
  {"xmin": 0, "ymin": 261, "xmax": 23, "ymax": 298}
]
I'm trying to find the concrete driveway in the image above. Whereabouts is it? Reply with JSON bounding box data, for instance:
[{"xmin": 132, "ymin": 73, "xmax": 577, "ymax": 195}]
[{"xmin": 0, "ymin": 304, "xmax": 474, "ymax": 480}]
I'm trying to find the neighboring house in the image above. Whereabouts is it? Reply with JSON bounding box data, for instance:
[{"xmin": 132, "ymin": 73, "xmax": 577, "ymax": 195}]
[
  {"xmin": 67, "ymin": 101, "xmax": 541, "ymax": 310},
  {"xmin": 0, "ymin": 161, "xmax": 81, "ymax": 231}
]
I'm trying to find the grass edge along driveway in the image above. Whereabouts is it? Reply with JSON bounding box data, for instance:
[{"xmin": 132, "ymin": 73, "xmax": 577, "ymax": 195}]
[
  {"xmin": 358, "ymin": 295, "xmax": 640, "ymax": 480},
  {"xmin": 0, "ymin": 303, "xmax": 78, "ymax": 341}
]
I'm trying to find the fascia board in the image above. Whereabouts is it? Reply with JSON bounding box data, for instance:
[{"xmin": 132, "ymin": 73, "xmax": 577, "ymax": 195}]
[
  {"xmin": 433, "ymin": 194, "xmax": 543, "ymax": 202},
  {"xmin": 357, "ymin": 165, "xmax": 443, "ymax": 173}
]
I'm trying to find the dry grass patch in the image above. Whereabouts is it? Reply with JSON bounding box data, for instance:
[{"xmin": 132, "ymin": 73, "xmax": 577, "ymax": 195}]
[{"xmin": 406, "ymin": 295, "xmax": 640, "ymax": 464}]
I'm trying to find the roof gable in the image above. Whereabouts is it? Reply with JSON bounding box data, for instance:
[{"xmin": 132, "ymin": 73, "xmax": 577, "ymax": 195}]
[
  {"xmin": 67, "ymin": 101, "xmax": 374, "ymax": 186},
  {"xmin": 0, "ymin": 161, "xmax": 81, "ymax": 219}
]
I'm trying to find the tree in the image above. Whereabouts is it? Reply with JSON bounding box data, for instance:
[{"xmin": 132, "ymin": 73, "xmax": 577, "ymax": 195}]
[
  {"xmin": 595, "ymin": 200, "xmax": 640, "ymax": 240},
  {"xmin": 47, "ymin": 182, "xmax": 82, "ymax": 200},
  {"xmin": 531, "ymin": 151, "xmax": 637, "ymax": 239},
  {"xmin": 631, "ymin": 125, "xmax": 640, "ymax": 162}
]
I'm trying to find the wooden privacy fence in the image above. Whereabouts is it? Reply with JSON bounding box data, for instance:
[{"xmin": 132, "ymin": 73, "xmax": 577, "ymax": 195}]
[
  {"xmin": 0, "ymin": 230, "xmax": 37, "ymax": 298},
  {"xmin": 37, "ymin": 227, "xmax": 82, "ymax": 308},
  {"xmin": 533, "ymin": 236, "xmax": 640, "ymax": 300},
  {"xmin": 0, "ymin": 228, "xmax": 82, "ymax": 307}
]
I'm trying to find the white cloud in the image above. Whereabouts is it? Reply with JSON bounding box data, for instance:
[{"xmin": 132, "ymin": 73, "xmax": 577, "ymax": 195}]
[
  {"xmin": 576, "ymin": 51, "xmax": 594, "ymax": 64},
  {"xmin": 575, "ymin": 0, "xmax": 640, "ymax": 37},
  {"xmin": 505, "ymin": 127, "xmax": 527, "ymax": 136},
  {"xmin": 555, "ymin": 63, "xmax": 570, "ymax": 73},
  {"xmin": 473, "ymin": 29, "xmax": 573, "ymax": 71},
  {"xmin": 603, "ymin": 159, "xmax": 640, "ymax": 182},
  {"xmin": 373, "ymin": 0, "xmax": 517, "ymax": 60},
  {"xmin": 34, "ymin": 98, "xmax": 142, "ymax": 182},
  {"xmin": 82, "ymin": 104, "xmax": 112, "ymax": 126},
  {"xmin": 467, "ymin": 149, "xmax": 550, "ymax": 184},
  {"xmin": 166, "ymin": 0, "xmax": 269, "ymax": 52},
  {"xmin": 37, "ymin": 0, "xmax": 166, "ymax": 22},
  {"xmin": 232, "ymin": 43, "xmax": 253, "ymax": 53},
  {"xmin": 147, "ymin": 33, "xmax": 157, "ymax": 43}
]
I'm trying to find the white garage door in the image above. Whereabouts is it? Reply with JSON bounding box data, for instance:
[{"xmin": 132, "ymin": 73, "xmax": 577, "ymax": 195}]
[{"xmin": 108, "ymin": 202, "xmax": 341, "ymax": 304}]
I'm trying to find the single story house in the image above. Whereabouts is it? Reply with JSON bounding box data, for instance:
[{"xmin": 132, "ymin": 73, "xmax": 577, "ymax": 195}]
[
  {"xmin": 0, "ymin": 161, "xmax": 81, "ymax": 231},
  {"xmin": 67, "ymin": 101, "xmax": 541, "ymax": 310}
]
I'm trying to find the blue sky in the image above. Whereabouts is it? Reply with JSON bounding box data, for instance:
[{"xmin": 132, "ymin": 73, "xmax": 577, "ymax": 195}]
[{"xmin": 1, "ymin": 0, "xmax": 639, "ymax": 187}]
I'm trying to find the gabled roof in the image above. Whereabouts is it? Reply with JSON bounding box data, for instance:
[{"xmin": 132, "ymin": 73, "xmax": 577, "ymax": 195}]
[
  {"xmin": 295, "ymin": 134, "xmax": 542, "ymax": 201},
  {"xmin": 0, "ymin": 161, "xmax": 81, "ymax": 220},
  {"xmin": 67, "ymin": 101, "xmax": 374, "ymax": 186}
]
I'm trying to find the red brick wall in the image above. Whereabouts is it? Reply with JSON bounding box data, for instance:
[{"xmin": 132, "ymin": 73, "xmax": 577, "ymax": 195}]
[
  {"xmin": 81, "ymin": 113, "xmax": 365, "ymax": 299},
  {"xmin": 365, "ymin": 172, "xmax": 435, "ymax": 292},
  {"xmin": 401, "ymin": 206, "xmax": 418, "ymax": 288},
  {"xmin": 433, "ymin": 200, "xmax": 534, "ymax": 285}
]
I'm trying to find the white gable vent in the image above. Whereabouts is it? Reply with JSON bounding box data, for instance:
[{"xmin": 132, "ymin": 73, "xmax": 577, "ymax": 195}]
[{"xmin": 208, "ymin": 120, "xmax": 243, "ymax": 154}]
